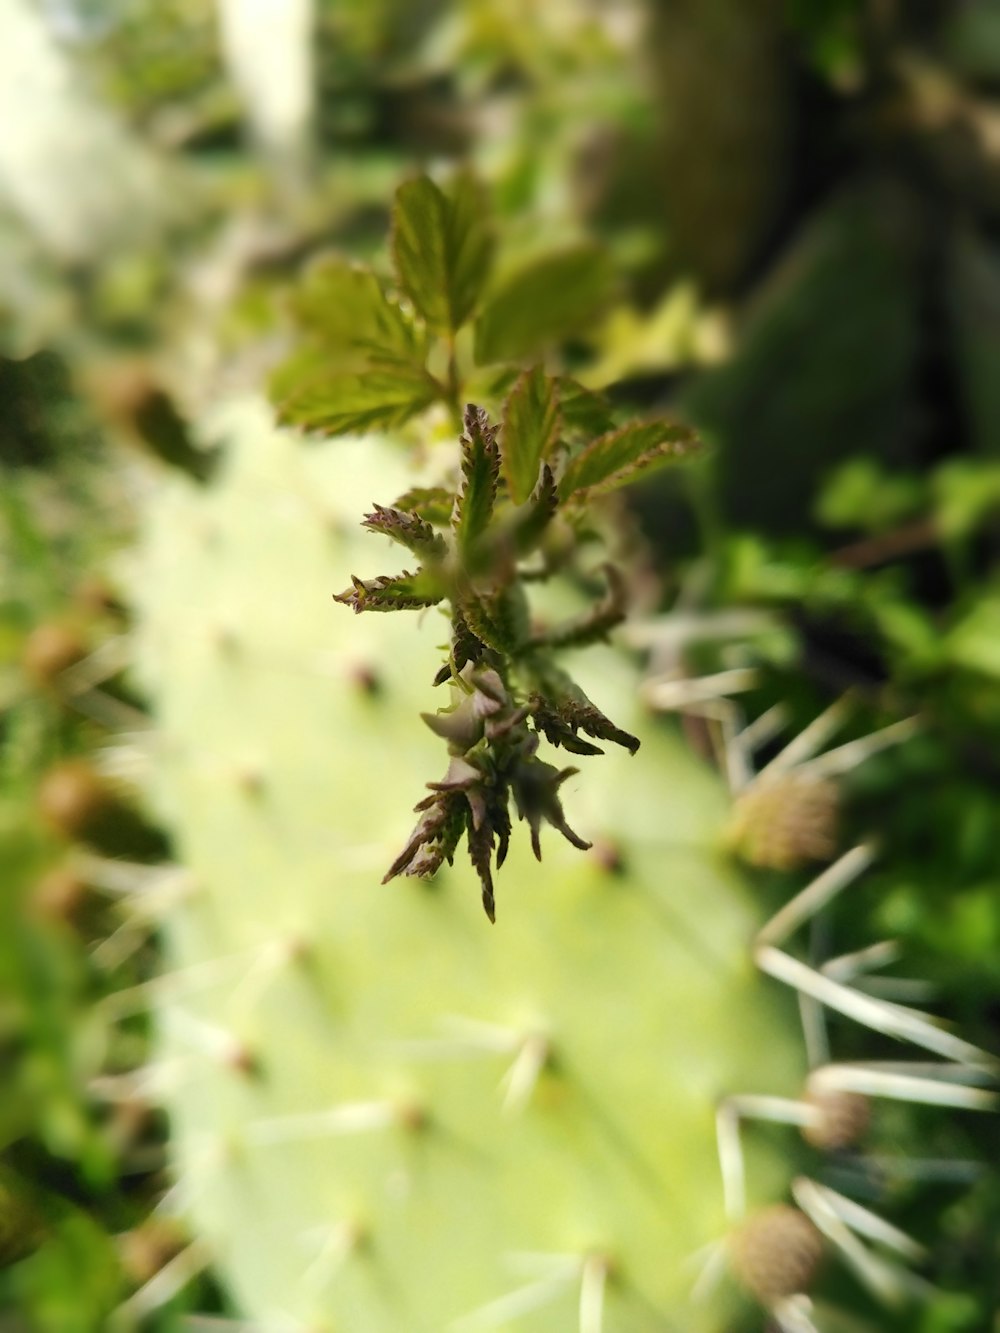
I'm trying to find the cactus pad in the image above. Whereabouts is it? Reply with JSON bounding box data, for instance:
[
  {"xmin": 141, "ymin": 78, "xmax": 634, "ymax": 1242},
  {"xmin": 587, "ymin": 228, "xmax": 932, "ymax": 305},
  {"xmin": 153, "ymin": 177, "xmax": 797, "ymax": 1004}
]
[{"xmin": 129, "ymin": 399, "xmax": 802, "ymax": 1331}]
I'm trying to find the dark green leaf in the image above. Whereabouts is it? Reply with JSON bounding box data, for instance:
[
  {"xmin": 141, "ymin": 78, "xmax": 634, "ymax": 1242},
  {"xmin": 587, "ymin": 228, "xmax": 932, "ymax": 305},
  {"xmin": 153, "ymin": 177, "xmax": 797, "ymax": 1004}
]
[
  {"xmin": 453, "ymin": 404, "xmax": 500, "ymax": 552},
  {"xmin": 391, "ymin": 172, "xmax": 494, "ymax": 337},
  {"xmin": 288, "ymin": 256, "xmax": 420, "ymax": 363},
  {"xmin": 458, "ymin": 587, "xmax": 525, "ymax": 656},
  {"xmin": 473, "ymin": 244, "xmax": 614, "ymax": 365},
  {"xmin": 273, "ymin": 357, "xmax": 438, "ymax": 436},
  {"xmin": 501, "ymin": 366, "xmax": 561, "ymax": 504},
  {"xmin": 362, "ymin": 505, "xmax": 448, "ymax": 561},
  {"xmin": 534, "ymin": 681, "xmax": 639, "ymax": 755},
  {"xmin": 529, "ymin": 697, "xmax": 605, "ymax": 755},
  {"xmin": 556, "ymin": 378, "xmax": 616, "ymax": 437},
  {"xmin": 558, "ymin": 420, "xmax": 700, "ymax": 502},
  {"xmin": 433, "ymin": 611, "xmax": 486, "ymax": 685},
  {"xmin": 333, "ymin": 569, "xmax": 444, "ymax": 613},
  {"xmin": 391, "ymin": 486, "xmax": 455, "ymax": 527}
]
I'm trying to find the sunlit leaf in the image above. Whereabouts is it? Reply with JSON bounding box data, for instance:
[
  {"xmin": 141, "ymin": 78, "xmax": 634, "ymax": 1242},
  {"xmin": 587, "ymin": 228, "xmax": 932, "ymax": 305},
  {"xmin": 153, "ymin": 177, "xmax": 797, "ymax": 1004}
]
[
  {"xmin": 272, "ymin": 356, "xmax": 438, "ymax": 436},
  {"xmin": 288, "ymin": 256, "xmax": 420, "ymax": 363},
  {"xmin": 391, "ymin": 172, "xmax": 494, "ymax": 337},
  {"xmin": 501, "ymin": 365, "xmax": 561, "ymax": 504},
  {"xmin": 473, "ymin": 244, "xmax": 614, "ymax": 365},
  {"xmin": 556, "ymin": 377, "xmax": 616, "ymax": 437},
  {"xmin": 558, "ymin": 420, "xmax": 700, "ymax": 501},
  {"xmin": 362, "ymin": 505, "xmax": 447, "ymax": 561}
]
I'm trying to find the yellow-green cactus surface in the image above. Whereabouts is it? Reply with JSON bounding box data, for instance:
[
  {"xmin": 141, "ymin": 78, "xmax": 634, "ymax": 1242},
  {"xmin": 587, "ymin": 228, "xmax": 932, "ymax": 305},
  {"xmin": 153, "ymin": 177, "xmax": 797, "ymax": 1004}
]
[{"xmin": 130, "ymin": 398, "xmax": 801, "ymax": 1331}]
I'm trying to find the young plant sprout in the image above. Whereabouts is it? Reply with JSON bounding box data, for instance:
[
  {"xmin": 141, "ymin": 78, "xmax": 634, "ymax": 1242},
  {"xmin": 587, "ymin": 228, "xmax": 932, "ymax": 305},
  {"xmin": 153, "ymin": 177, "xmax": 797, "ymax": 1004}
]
[{"xmin": 331, "ymin": 397, "xmax": 696, "ymax": 919}]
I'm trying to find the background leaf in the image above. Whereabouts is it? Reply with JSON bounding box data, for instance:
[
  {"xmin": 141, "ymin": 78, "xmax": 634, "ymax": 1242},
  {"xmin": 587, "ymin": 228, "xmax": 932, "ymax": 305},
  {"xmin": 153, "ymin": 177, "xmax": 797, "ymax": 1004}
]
[
  {"xmin": 272, "ymin": 358, "xmax": 438, "ymax": 436},
  {"xmin": 288, "ymin": 256, "xmax": 420, "ymax": 363},
  {"xmin": 558, "ymin": 420, "xmax": 699, "ymax": 501},
  {"xmin": 501, "ymin": 366, "xmax": 561, "ymax": 504},
  {"xmin": 473, "ymin": 244, "xmax": 614, "ymax": 365},
  {"xmin": 391, "ymin": 172, "xmax": 494, "ymax": 337},
  {"xmin": 556, "ymin": 378, "xmax": 616, "ymax": 437}
]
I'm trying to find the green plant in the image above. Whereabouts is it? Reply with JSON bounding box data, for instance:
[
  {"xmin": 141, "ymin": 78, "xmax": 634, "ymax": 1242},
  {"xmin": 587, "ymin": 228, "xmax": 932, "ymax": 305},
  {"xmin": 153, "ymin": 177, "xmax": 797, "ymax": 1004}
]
[{"xmin": 272, "ymin": 174, "xmax": 697, "ymax": 920}]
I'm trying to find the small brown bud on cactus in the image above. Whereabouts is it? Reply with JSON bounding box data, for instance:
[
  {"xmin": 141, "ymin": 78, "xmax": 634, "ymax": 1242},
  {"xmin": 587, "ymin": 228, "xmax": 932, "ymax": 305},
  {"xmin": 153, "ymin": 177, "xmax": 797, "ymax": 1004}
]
[
  {"xmin": 730, "ymin": 1204, "xmax": 824, "ymax": 1305},
  {"xmin": 726, "ymin": 774, "xmax": 840, "ymax": 871}
]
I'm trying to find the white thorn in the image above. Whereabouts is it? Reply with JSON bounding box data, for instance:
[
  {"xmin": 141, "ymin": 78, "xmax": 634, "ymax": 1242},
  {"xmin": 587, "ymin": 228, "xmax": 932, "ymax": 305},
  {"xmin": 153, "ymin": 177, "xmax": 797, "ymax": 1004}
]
[
  {"xmin": 772, "ymin": 1294, "xmax": 821, "ymax": 1333},
  {"xmin": 90, "ymin": 916, "xmax": 155, "ymax": 972},
  {"xmin": 579, "ymin": 1255, "xmax": 608, "ymax": 1333},
  {"xmin": 69, "ymin": 689, "xmax": 152, "ymax": 732},
  {"xmin": 757, "ymin": 945, "xmax": 994, "ymax": 1064},
  {"xmin": 439, "ymin": 1015, "xmax": 524, "ymax": 1053},
  {"xmin": 758, "ymin": 843, "xmax": 877, "ymax": 951},
  {"xmin": 738, "ymin": 701, "xmax": 791, "ymax": 754},
  {"xmin": 451, "ymin": 1270, "xmax": 575, "ymax": 1330},
  {"xmin": 794, "ymin": 716, "xmax": 920, "ymax": 782},
  {"xmin": 821, "ymin": 939, "xmax": 902, "ymax": 982},
  {"xmin": 807, "ymin": 1182, "xmax": 927, "ymax": 1262},
  {"xmin": 716, "ymin": 1096, "xmax": 817, "ymax": 1222},
  {"xmin": 98, "ymin": 940, "xmax": 289, "ymax": 1020},
  {"xmin": 640, "ymin": 667, "xmax": 759, "ymax": 710},
  {"xmin": 58, "ymin": 635, "xmax": 133, "ymax": 694},
  {"xmin": 798, "ymin": 989, "xmax": 830, "ymax": 1070},
  {"xmin": 807, "ymin": 1063, "xmax": 997, "ymax": 1111},
  {"xmin": 299, "ymin": 1220, "xmax": 361, "ymax": 1302},
  {"xmin": 167, "ymin": 1009, "xmax": 250, "ymax": 1067},
  {"xmin": 623, "ymin": 610, "xmax": 780, "ymax": 652},
  {"xmin": 70, "ymin": 853, "xmax": 189, "ymax": 899},
  {"xmin": 112, "ymin": 1238, "xmax": 213, "ymax": 1324},
  {"xmin": 500, "ymin": 1034, "xmax": 549, "ymax": 1114},
  {"xmin": 246, "ymin": 1101, "xmax": 399, "ymax": 1146},
  {"xmin": 752, "ymin": 696, "xmax": 852, "ymax": 784},
  {"xmin": 793, "ymin": 1177, "xmax": 933, "ymax": 1305},
  {"xmin": 687, "ymin": 1238, "xmax": 728, "ymax": 1304}
]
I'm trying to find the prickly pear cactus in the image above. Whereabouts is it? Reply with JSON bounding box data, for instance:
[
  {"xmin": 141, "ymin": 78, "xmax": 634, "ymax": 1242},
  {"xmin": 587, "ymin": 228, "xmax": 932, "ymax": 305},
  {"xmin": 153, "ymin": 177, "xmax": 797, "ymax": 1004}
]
[{"xmin": 129, "ymin": 397, "xmax": 802, "ymax": 1331}]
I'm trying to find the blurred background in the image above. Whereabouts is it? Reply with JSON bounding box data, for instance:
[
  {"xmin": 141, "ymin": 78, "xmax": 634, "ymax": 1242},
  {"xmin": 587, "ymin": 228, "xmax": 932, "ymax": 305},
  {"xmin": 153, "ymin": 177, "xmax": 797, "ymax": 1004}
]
[{"xmin": 1, "ymin": 0, "xmax": 999, "ymax": 1328}]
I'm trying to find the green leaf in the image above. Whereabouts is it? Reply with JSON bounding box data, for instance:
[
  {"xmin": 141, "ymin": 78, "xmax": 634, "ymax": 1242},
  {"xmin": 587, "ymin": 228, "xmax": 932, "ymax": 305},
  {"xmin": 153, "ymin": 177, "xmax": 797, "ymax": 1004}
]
[
  {"xmin": 501, "ymin": 366, "xmax": 561, "ymax": 504},
  {"xmin": 473, "ymin": 244, "xmax": 614, "ymax": 365},
  {"xmin": 458, "ymin": 586, "xmax": 526, "ymax": 656},
  {"xmin": 556, "ymin": 378, "xmax": 615, "ymax": 437},
  {"xmin": 391, "ymin": 172, "xmax": 494, "ymax": 337},
  {"xmin": 531, "ymin": 676, "xmax": 640, "ymax": 755},
  {"xmin": 510, "ymin": 463, "xmax": 558, "ymax": 557},
  {"xmin": 272, "ymin": 356, "xmax": 438, "ymax": 436},
  {"xmin": 391, "ymin": 486, "xmax": 455, "ymax": 527},
  {"xmin": 333, "ymin": 569, "xmax": 444, "ymax": 613},
  {"xmin": 453, "ymin": 404, "xmax": 500, "ymax": 553},
  {"xmin": 558, "ymin": 420, "xmax": 700, "ymax": 501},
  {"xmin": 362, "ymin": 505, "xmax": 447, "ymax": 561},
  {"xmin": 288, "ymin": 256, "xmax": 420, "ymax": 363},
  {"xmin": 945, "ymin": 596, "xmax": 1000, "ymax": 679}
]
